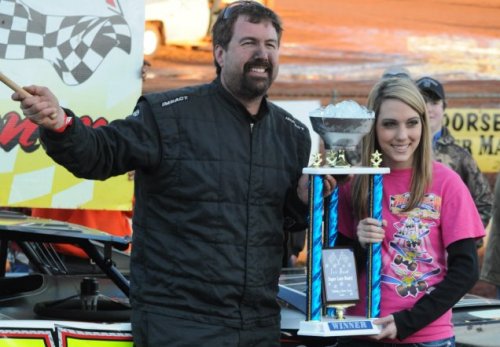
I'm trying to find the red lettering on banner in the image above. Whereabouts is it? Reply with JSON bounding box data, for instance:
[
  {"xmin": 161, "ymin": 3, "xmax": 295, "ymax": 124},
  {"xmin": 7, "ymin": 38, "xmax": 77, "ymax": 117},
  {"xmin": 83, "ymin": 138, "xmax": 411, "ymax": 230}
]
[
  {"xmin": 0, "ymin": 111, "xmax": 110, "ymax": 153},
  {"xmin": 0, "ymin": 112, "xmax": 39, "ymax": 152}
]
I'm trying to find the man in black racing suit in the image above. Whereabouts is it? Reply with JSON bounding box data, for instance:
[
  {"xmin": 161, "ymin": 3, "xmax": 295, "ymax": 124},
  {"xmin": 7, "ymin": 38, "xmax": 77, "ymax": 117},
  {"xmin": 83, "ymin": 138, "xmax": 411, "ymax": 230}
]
[{"xmin": 12, "ymin": 2, "xmax": 336, "ymax": 346}]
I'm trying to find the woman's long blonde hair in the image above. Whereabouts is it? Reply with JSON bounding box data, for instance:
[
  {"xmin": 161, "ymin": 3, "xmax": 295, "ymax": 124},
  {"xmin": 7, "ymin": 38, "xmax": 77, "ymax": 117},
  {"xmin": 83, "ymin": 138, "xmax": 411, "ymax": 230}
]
[{"xmin": 351, "ymin": 78, "xmax": 433, "ymax": 219}]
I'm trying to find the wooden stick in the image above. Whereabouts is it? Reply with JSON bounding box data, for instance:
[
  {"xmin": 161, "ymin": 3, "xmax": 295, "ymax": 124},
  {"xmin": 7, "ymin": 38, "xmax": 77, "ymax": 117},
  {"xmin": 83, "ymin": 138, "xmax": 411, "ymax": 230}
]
[
  {"xmin": 0, "ymin": 71, "xmax": 32, "ymax": 98},
  {"xmin": 0, "ymin": 71, "xmax": 56, "ymax": 119}
]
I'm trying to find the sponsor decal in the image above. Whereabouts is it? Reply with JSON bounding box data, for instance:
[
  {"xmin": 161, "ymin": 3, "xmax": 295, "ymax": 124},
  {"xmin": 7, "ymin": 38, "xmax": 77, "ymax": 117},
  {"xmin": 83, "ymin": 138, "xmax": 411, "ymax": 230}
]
[{"xmin": 0, "ymin": 328, "xmax": 55, "ymax": 347}]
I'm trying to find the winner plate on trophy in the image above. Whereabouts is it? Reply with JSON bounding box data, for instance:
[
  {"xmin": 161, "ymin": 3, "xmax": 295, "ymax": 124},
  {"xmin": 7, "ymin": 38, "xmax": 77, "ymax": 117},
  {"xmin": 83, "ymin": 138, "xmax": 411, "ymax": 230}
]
[{"xmin": 298, "ymin": 248, "xmax": 381, "ymax": 337}]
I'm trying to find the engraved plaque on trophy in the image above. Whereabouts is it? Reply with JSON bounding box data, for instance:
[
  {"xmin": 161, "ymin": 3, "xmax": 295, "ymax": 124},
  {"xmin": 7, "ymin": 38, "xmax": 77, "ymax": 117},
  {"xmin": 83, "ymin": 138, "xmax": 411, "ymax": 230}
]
[{"xmin": 322, "ymin": 247, "xmax": 359, "ymax": 306}]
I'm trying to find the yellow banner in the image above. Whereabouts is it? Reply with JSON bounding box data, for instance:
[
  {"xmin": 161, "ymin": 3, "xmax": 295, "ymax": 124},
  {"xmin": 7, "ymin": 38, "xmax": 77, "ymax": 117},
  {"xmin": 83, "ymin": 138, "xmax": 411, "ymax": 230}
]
[
  {"xmin": 444, "ymin": 108, "xmax": 500, "ymax": 173},
  {"xmin": 0, "ymin": 0, "xmax": 144, "ymax": 210}
]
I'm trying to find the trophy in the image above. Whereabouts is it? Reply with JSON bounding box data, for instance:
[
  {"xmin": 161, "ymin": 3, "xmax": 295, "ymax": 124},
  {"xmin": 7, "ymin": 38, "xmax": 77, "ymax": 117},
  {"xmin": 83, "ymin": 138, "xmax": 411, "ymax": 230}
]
[
  {"xmin": 310, "ymin": 102, "xmax": 373, "ymax": 168},
  {"xmin": 298, "ymin": 101, "xmax": 389, "ymax": 337}
]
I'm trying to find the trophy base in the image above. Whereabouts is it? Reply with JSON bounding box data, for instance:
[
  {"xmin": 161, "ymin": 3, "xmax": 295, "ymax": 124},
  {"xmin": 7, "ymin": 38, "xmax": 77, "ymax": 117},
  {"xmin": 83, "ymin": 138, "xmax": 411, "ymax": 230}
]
[{"xmin": 297, "ymin": 316, "xmax": 381, "ymax": 337}]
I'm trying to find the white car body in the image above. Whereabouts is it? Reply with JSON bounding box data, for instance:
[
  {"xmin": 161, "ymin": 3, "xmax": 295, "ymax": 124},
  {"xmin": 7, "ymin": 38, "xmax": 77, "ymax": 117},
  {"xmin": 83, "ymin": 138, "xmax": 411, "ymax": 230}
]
[{"xmin": 144, "ymin": 0, "xmax": 211, "ymax": 55}]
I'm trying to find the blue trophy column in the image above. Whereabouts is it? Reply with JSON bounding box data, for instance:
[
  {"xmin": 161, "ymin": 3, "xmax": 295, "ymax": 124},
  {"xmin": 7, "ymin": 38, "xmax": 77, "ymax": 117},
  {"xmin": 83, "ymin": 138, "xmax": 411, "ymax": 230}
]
[
  {"xmin": 323, "ymin": 186, "xmax": 339, "ymax": 317},
  {"xmin": 306, "ymin": 175, "xmax": 324, "ymax": 321},
  {"xmin": 367, "ymin": 174, "xmax": 383, "ymax": 318}
]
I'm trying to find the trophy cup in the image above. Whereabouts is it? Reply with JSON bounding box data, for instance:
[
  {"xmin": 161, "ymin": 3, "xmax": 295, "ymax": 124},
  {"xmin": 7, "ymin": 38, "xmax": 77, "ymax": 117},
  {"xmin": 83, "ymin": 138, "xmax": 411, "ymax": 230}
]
[{"xmin": 298, "ymin": 100, "xmax": 390, "ymax": 337}]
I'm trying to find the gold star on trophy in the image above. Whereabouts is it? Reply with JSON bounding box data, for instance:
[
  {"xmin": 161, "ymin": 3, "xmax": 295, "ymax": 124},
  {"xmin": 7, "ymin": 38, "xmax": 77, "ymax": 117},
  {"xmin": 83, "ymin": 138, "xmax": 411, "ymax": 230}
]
[{"xmin": 370, "ymin": 150, "xmax": 383, "ymax": 167}]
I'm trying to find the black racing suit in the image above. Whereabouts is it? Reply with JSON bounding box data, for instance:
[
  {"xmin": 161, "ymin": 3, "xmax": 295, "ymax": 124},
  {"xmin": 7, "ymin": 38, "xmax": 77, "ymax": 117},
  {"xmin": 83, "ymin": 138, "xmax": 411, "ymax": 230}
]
[{"xmin": 40, "ymin": 78, "xmax": 311, "ymax": 345}]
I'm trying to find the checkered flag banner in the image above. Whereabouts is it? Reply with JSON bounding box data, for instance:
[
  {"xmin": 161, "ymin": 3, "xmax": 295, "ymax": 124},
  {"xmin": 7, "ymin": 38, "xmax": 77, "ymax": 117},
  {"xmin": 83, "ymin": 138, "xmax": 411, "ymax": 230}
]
[{"xmin": 0, "ymin": 0, "xmax": 131, "ymax": 85}]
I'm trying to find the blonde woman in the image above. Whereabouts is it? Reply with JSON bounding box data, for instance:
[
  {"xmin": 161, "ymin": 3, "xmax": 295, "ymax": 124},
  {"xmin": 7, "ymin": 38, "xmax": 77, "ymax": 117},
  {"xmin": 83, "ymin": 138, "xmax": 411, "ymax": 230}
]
[{"xmin": 337, "ymin": 78, "xmax": 485, "ymax": 346}]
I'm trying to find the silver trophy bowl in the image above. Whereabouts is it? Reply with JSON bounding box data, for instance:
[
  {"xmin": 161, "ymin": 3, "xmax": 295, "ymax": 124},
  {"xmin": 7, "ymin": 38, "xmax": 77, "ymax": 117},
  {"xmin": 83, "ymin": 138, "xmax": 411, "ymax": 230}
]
[
  {"xmin": 309, "ymin": 101, "xmax": 375, "ymax": 167},
  {"xmin": 310, "ymin": 117, "xmax": 374, "ymax": 150}
]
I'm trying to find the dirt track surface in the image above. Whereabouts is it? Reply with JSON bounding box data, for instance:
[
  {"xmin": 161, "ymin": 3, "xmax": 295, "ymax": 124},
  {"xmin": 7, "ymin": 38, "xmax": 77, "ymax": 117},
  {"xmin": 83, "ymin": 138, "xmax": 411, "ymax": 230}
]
[
  {"xmin": 143, "ymin": 0, "xmax": 500, "ymax": 108},
  {"xmin": 144, "ymin": 58, "xmax": 500, "ymax": 108}
]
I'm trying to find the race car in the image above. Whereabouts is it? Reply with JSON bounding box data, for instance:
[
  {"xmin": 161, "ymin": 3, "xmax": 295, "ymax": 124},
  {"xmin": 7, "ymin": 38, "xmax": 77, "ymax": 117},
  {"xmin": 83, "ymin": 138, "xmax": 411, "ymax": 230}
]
[
  {"xmin": 1, "ymin": 210, "xmax": 499, "ymax": 347},
  {"xmin": 0, "ymin": 210, "xmax": 132, "ymax": 347}
]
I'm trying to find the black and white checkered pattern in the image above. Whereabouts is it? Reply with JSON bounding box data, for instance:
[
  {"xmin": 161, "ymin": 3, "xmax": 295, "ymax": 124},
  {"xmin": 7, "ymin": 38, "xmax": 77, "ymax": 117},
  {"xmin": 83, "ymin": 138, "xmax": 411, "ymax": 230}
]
[{"xmin": 0, "ymin": 0, "xmax": 131, "ymax": 85}]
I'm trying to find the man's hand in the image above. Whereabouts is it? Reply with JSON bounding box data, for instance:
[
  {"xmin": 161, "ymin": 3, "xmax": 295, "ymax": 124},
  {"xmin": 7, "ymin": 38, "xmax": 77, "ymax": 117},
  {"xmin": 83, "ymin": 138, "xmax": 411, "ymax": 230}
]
[
  {"xmin": 297, "ymin": 174, "xmax": 337, "ymax": 205},
  {"xmin": 322, "ymin": 175, "xmax": 336, "ymax": 197},
  {"xmin": 11, "ymin": 85, "xmax": 66, "ymax": 130}
]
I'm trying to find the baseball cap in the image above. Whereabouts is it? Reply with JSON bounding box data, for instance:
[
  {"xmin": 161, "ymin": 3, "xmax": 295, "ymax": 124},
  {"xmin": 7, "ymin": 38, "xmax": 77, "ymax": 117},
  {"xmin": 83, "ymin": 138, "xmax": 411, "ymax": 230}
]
[
  {"xmin": 381, "ymin": 66, "xmax": 411, "ymax": 79},
  {"xmin": 416, "ymin": 77, "xmax": 445, "ymax": 100}
]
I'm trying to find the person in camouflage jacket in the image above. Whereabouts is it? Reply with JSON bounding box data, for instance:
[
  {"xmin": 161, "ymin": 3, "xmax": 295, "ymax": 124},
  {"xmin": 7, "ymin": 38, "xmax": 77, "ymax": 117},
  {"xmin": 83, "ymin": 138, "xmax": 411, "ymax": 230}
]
[
  {"xmin": 417, "ymin": 77, "xmax": 492, "ymax": 237},
  {"xmin": 481, "ymin": 172, "xmax": 500, "ymax": 298}
]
